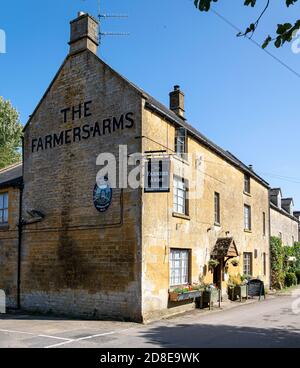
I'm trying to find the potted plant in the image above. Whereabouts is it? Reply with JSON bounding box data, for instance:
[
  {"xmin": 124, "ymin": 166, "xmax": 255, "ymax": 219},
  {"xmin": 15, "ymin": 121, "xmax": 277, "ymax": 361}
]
[
  {"xmin": 228, "ymin": 274, "xmax": 248, "ymax": 301},
  {"xmin": 169, "ymin": 284, "xmax": 202, "ymax": 302},
  {"xmin": 202, "ymin": 284, "xmax": 221, "ymax": 310},
  {"xmin": 231, "ymin": 258, "xmax": 239, "ymax": 267},
  {"xmin": 208, "ymin": 259, "xmax": 219, "ymax": 272}
]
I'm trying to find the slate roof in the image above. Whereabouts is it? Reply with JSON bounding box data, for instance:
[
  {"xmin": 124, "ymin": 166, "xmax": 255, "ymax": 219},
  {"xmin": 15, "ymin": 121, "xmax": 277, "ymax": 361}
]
[
  {"xmin": 270, "ymin": 188, "xmax": 282, "ymax": 197},
  {"xmin": 270, "ymin": 201, "xmax": 299, "ymax": 223},
  {"xmin": 24, "ymin": 50, "xmax": 269, "ymax": 189},
  {"xmin": 281, "ymin": 198, "xmax": 294, "ymax": 207},
  {"xmin": 144, "ymin": 95, "xmax": 269, "ymax": 188},
  {"xmin": 0, "ymin": 163, "xmax": 23, "ymax": 189}
]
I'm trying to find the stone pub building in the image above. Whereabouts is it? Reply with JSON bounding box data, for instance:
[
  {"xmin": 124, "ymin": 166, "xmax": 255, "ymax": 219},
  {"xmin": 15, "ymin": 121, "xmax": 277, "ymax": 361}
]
[{"xmin": 0, "ymin": 13, "xmax": 272, "ymax": 322}]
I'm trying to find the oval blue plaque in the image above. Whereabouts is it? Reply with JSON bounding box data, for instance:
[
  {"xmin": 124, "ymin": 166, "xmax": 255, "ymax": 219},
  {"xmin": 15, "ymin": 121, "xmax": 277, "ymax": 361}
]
[{"xmin": 93, "ymin": 177, "xmax": 112, "ymax": 213}]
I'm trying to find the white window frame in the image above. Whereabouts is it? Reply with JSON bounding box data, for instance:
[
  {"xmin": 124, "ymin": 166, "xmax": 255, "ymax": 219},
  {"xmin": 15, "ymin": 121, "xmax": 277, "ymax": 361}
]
[
  {"xmin": 169, "ymin": 249, "xmax": 190, "ymax": 287},
  {"xmin": 243, "ymin": 252, "xmax": 253, "ymax": 276},
  {"xmin": 244, "ymin": 205, "xmax": 251, "ymax": 231},
  {"xmin": 0, "ymin": 192, "xmax": 8, "ymax": 224},
  {"xmin": 263, "ymin": 252, "xmax": 267, "ymax": 276},
  {"xmin": 173, "ymin": 176, "xmax": 187, "ymax": 215},
  {"xmin": 175, "ymin": 127, "xmax": 187, "ymax": 159},
  {"xmin": 214, "ymin": 192, "xmax": 220, "ymax": 225},
  {"xmin": 244, "ymin": 174, "xmax": 251, "ymax": 194}
]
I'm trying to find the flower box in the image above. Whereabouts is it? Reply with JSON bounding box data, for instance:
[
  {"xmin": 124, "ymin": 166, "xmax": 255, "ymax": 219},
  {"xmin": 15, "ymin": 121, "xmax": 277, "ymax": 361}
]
[{"xmin": 169, "ymin": 290, "xmax": 202, "ymax": 302}]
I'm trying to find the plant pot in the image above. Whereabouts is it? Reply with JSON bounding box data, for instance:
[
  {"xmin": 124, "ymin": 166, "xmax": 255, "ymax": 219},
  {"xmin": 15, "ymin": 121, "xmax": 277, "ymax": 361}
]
[
  {"xmin": 202, "ymin": 288, "xmax": 220, "ymax": 309},
  {"xmin": 228, "ymin": 285, "xmax": 248, "ymax": 301},
  {"xmin": 239, "ymin": 285, "xmax": 248, "ymax": 298},
  {"xmin": 228, "ymin": 287, "xmax": 236, "ymax": 301},
  {"xmin": 169, "ymin": 290, "xmax": 201, "ymax": 302}
]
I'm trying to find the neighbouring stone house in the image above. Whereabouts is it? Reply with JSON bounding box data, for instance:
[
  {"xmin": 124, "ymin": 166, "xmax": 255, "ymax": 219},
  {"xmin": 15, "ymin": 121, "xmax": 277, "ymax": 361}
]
[
  {"xmin": 294, "ymin": 212, "xmax": 300, "ymax": 241},
  {"xmin": 0, "ymin": 13, "xmax": 272, "ymax": 322},
  {"xmin": 270, "ymin": 188, "xmax": 299, "ymax": 246},
  {"xmin": 0, "ymin": 163, "xmax": 22, "ymax": 308}
]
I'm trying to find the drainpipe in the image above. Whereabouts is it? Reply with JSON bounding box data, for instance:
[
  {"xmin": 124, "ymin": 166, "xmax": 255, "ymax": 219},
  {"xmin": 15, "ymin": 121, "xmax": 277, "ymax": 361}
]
[{"xmin": 16, "ymin": 137, "xmax": 24, "ymax": 309}]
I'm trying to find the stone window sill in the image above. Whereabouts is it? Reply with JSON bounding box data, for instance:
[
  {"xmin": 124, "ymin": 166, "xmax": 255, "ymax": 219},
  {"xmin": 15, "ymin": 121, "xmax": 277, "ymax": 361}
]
[
  {"xmin": 243, "ymin": 191, "xmax": 252, "ymax": 197},
  {"xmin": 172, "ymin": 212, "xmax": 191, "ymax": 221},
  {"xmin": 244, "ymin": 229, "xmax": 252, "ymax": 233}
]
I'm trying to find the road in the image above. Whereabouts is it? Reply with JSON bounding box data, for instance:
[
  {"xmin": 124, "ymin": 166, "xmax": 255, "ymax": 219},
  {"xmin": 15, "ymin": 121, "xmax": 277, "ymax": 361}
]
[{"xmin": 0, "ymin": 289, "xmax": 300, "ymax": 348}]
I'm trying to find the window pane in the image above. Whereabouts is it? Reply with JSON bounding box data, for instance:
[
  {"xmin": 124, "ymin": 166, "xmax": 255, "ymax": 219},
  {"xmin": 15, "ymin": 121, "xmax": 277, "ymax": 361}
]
[
  {"xmin": 3, "ymin": 193, "xmax": 8, "ymax": 209},
  {"xmin": 0, "ymin": 194, "xmax": 3, "ymax": 209},
  {"xmin": 3, "ymin": 209, "xmax": 8, "ymax": 223},
  {"xmin": 173, "ymin": 176, "xmax": 186, "ymax": 215},
  {"xmin": 170, "ymin": 249, "xmax": 190, "ymax": 286},
  {"xmin": 243, "ymin": 253, "xmax": 252, "ymax": 275},
  {"xmin": 244, "ymin": 175, "xmax": 250, "ymax": 193},
  {"xmin": 214, "ymin": 193, "xmax": 220, "ymax": 223},
  {"xmin": 175, "ymin": 128, "xmax": 187, "ymax": 157},
  {"xmin": 244, "ymin": 205, "xmax": 251, "ymax": 230},
  {"xmin": 263, "ymin": 253, "xmax": 266, "ymax": 276},
  {"xmin": 177, "ymin": 196, "xmax": 184, "ymax": 207}
]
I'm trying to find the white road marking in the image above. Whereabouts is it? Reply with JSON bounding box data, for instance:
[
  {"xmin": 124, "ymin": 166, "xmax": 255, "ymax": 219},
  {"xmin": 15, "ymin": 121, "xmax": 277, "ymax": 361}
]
[
  {"xmin": 38, "ymin": 334, "xmax": 73, "ymax": 341},
  {"xmin": 45, "ymin": 328, "xmax": 134, "ymax": 348},
  {"xmin": 76, "ymin": 328, "xmax": 133, "ymax": 341},
  {"xmin": 0, "ymin": 328, "xmax": 73, "ymax": 342},
  {"xmin": 44, "ymin": 340, "xmax": 75, "ymax": 349}
]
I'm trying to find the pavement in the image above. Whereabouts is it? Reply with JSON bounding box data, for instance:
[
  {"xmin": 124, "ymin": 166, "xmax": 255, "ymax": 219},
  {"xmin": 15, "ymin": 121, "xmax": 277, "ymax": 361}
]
[{"xmin": 1, "ymin": 287, "xmax": 300, "ymax": 348}]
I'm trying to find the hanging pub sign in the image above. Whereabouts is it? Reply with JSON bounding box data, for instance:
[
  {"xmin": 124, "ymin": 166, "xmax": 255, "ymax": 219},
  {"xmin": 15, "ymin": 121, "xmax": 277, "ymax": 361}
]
[{"xmin": 144, "ymin": 157, "xmax": 170, "ymax": 193}]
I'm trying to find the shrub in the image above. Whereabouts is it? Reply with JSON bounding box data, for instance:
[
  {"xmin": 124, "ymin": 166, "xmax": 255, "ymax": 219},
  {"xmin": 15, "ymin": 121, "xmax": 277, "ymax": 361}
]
[
  {"xmin": 285, "ymin": 272, "xmax": 297, "ymax": 287},
  {"xmin": 228, "ymin": 274, "xmax": 242, "ymax": 288},
  {"xmin": 270, "ymin": 237, "xmax": 285, "ymax": 289},
  {"xmin": 294, "ymin": 243, "xmax": 300, "ymax": 269}
]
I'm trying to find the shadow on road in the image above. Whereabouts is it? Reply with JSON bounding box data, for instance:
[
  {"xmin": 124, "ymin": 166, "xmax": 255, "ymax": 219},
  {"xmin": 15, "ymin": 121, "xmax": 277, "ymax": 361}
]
[{"xmin": 140, "ymin": 323, "xmax": 300, "ymax": 348}]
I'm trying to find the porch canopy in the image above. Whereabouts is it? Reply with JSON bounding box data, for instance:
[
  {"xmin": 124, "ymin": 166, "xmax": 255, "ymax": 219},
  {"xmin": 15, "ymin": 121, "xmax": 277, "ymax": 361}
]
[{"xmin": 211, "ymin": 237, "xmax": 239, "ymax": 259}]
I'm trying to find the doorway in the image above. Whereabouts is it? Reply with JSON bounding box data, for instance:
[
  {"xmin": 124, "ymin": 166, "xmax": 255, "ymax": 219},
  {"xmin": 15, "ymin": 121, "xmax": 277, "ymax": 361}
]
[{"xmin": 213, "ymin": 258, "xmax": 222, "ymax": 289}]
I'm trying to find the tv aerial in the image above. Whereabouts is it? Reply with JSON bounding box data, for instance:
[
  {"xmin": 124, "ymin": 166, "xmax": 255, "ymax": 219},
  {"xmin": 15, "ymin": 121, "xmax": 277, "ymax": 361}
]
[{"xmin": 97, "ymin": 0, "xmax": 130, "ymax": 44}]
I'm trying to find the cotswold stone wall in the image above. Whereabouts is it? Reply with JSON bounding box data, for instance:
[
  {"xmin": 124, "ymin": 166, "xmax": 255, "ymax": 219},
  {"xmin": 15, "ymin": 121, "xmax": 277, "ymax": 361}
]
[
  {"xmin": 0, "ymin": 186, "xmax": 20, "ymax": 308},
  {"xmin": 141, "ymin": 105, "xmax": 270, "ymax": 321},
  {"xmin": 270, "ymin": 207, "xmax": 299, "ymax": 246},
  {"xmin": 21, "ymin": 50, "xmax": 143, "ymax": 321}
]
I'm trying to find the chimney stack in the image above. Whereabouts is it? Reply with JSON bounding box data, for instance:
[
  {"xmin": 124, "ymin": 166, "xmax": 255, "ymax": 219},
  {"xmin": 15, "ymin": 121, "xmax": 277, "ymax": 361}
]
[
  {"xmin": 69, "ymin": 12, "xmax": 99, "ymax": 55},
  {"xmin": 169, "ymin": 85, "xmax": 185, "ymax": 119}
]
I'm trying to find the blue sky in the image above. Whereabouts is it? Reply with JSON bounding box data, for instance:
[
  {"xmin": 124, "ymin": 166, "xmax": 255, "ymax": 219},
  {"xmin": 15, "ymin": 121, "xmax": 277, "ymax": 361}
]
[{"xmin": 0, "ymin": 0, "xmax": 299, "ymax": 208}]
